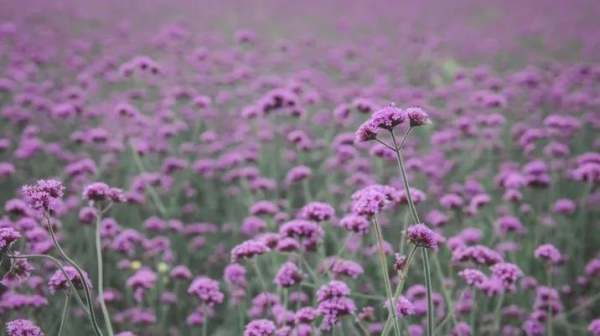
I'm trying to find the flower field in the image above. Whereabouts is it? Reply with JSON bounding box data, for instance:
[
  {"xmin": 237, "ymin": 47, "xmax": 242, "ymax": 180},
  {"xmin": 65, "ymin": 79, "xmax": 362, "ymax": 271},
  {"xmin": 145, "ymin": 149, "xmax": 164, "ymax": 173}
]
[{"xmin": 0, "ymin": 1, "xmax": 599, "ymax": 335}]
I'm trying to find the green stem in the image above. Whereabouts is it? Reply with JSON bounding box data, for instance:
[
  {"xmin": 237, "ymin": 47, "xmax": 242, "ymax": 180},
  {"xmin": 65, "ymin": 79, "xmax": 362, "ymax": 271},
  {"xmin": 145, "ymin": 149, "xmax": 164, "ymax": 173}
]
[
  {"xmin": 202, "ymin": 305, "xmax": 208, "ymax": 336},
  {"xmin": 423, "ymin": 248, "xmax": 434, "ymax": 336},
  {"xmin": 58, "ymin": 288, "xmax": 72, "ymax": 336},
  {"xmin": 252, "ymin": 259, "xmax": 268, "ymax": 292},
  {"xmin": 382, "ymin": 245, "xmax": 418, "ymax": 336},
  {"xmin": 372, "ymin": 216, "xmax": 401, "ymax": 336},
  {"xmin": 95, "ymin": 208, "xmax": 114, "ymax": 336},
  {"xmin": 10, "ymin": 254, "xmax": 89, "ymax": 326},
  {"xmin": 492, "ymin": 292, "xmax": 504, "ymax": 333},
  {"xmin": 390, "ymin": 129, "xmax": 420, "ymax": 224},
  {"xmin": 129, "ymin": 142, "xmax": 168, "ymax": 217},
  {"xmin": 45, "ymin": 214, "xmax": 104, "ymax": 336}
]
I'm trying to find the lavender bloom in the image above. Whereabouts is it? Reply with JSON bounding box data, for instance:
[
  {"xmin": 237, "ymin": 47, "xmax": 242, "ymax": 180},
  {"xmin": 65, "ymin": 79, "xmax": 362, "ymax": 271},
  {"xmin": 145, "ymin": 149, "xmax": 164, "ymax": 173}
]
[
  {"xmin": 279, "ymin": 220, "xmax": 324, "ymax": 250},
  {"xmin": 21, "ymin": 179, "xmax": 65, "ymax": 211},
  {"xmin": 48, "ymin": 266, "xmax": 92, "ymax": 293},
  {"xmin": 490, "ymin": 262, "xmax": 523, "ymax": 291},
  {"xmin": 224, "ymin": 263, "xmax": 247, "ymax": 287},
  {"xmin": 274, "ymin": 262, "xmax": 302, "ymax": 287},
  {"xmin": 339, "ymin": 214, "xmax": 370, "ymax": 235},
  {"xmin": 285, "ymin": 166, "xmax": 312, "ymax": 185},
  {"xmin": 231, "ymin": 240, "xmax": 270, "ymax": 262},
  {"xmin": 451, "ymin": 322, "xmax": 472, "ymax": 336},
  {"xmin": 406, "ymin": 224, "xmax": 445, "ymax": 249},
  {"xmin": 552, "ymin": 198, "xmax": 576, "ymax": 215},
  {"xmin": 459, "ymin": 268, "xmax": 487, "ymax": 287},
  {"xmin": 2, "ymin": 254, "xmax": 33, "ymax": 286},
  {"xmin": 5, "ymin": 319, "xmax": 44, "ymax": 336},
  {"xmin": 316, "ymin": 280, "xmax": 356, "ymax": 330},
  {"xmin": 534, "ymin": 244, "xmax": 562, "ymax": 265},
  {"xmin": 298, "ymin": 202, "xmax": 335, "ymax": 222},
  {"xmin": 126, "ymin": 268, "xmax": 157, "ymax": 302},
  {"xmin": 188, "ymin": 276, "xmax": 224, "ymax": 306},
  {"xmin": 83, "ymin": 182, "xmax": 125, "ymax": 203},
  {"xmin": 369, "ymin": 104, "xmax": 407, "ymax": 130},
  {"xmin": 0, "ymin": 227, "xmax": 21, "ymax": 250},
  {"xmin": 244, "ymin": 319, "xmax": 276, "ymax": 336},
  {"xmin": 588, "ymin": 319, "xmax": 600, "ymax": 336},
  {"xmin": 350, "ymin": 185, "xmax": 399, "ymax": 217},
  {"xmin": 394, "ymin": 296, "xmax": 415, "ymax": 318}
]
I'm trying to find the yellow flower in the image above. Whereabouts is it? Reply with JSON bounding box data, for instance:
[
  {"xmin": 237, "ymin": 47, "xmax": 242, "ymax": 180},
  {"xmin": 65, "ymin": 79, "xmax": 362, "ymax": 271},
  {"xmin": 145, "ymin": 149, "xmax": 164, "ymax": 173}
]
[
  {"xmin": 131, "ymin": 260, "xmax": 142, "ymax": 270},
  {"xmin": 157, "ymin": 262, "xmax": 169, "ymax": 273}
]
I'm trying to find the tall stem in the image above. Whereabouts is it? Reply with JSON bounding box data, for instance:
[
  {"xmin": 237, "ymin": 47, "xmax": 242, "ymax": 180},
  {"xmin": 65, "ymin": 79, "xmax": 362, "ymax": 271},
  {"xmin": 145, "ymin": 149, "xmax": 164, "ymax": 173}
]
[
  {"xmin": 9, "ymin": 254, "xmax": 88, "ymax": 312},
  {"xmin": 423, "ymin": 248, "xmax": 434, "ymax": 336},
  {"xmin": 390, "ymin": 129, "xmax": 420, "ymax": 224},
  {"xmin": 58, "ymin": 288, "xmax": 72, "ymax": 336},
  {"xmin": 45, "ymin": 214, "xmax": 104, "ymax": 336},
  {"xmin": 95, "ymin": 208, "xmax": 114, "ymax": 336},
  {"xmin": 372, "ymin": 216, "xmax": 401, "ymax": 336},
  {"xmin": 382, "ymin": 245, "xmax": 418, "ymax": 336}
]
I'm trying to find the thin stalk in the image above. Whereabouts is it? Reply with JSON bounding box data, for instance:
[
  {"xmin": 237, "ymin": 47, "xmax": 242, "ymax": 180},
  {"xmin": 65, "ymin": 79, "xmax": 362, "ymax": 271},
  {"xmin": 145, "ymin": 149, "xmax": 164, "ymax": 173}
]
[
  {"xmin": 432, "ymin": 255, "xmax": 456, "ymax": 326},
  {"xmin": 390, "ymin": 129, "xmax": 420, "ymax": 224},
  {"xmin": 423, "ymin": 248, "xmax": 434, "ymax": 336},
  {"xmin": 10, "ymin": 254, "xmax": 88, "ymax": 324},
  {"xmin": 95, "ymin": 208, "xmax": 114, "ymax": 336},
  {"xmin": 202, "ymin": 305, "xmax": 208, "ymax": 336},
  {"xmin": 58, "ymin": 288, "xmax": 72, "ymax": 336},
  {"xmin": 492, "ymin": 292, "xmax": 504, "ymax": 333},
  {"xmin": 351, "ymin": 313, "xmax": 371, "ymax": 336},
  {"xmin": 547, "ymin": 268, "xmax": 553, "ymax": 336},
  {"xmin": 129, "ymin": 143, "xmax": 168, "ymax": 217},
  {"xmin": 252, "ymin": 259, "xmax": 268, "ymax": 292},
  {"xmin": 372, "ymin": 216, "xmax": 401, "ymax": 336},
  {"xmin": 382, "ymin": 245, "xmax": 418, "ymax": 336},
  {"xmin": 45, "ymin": 214, "xmax": 104, "ymax": 336}
]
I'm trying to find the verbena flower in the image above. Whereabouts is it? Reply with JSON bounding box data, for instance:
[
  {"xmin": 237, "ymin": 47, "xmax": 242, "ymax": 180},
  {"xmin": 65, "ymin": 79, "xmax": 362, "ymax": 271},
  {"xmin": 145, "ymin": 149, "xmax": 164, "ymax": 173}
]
[
  {"xmin": 406, "ymin": 224, "xmax": 445, "ymax": 249},
  {"xmin": 5, "ymin": 319, "xmax": 44, "ymax": 336},
  {"xmin": 188, "ymin": 276, "xmax": 224, "ymax": 306}
]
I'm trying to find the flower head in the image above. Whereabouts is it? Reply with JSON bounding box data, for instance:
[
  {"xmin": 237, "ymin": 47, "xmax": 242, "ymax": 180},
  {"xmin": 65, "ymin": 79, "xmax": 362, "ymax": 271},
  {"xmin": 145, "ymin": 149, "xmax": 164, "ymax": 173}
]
[
  {"xmin": 6, "ymin": 319, "xmax": 44, "ymax": 336},
  {"xmin": 406, "ymin": 224, "xmax": 444, "ymax": 249}
]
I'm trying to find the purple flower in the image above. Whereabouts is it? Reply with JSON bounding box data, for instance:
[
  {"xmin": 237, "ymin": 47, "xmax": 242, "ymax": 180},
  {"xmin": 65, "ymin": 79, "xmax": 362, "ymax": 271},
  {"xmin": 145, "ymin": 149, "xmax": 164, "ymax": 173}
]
[
  {"xmin": 244, "ymin": 319, "xmax": 276, "ymax": 336},
  {"xmin": 298, "ymin": 202, "xmax": 335, "ymax": 222},
  {"xmin": 490, "ymin": 262, "xmax": 523, "ymax": 290},
  {"xmin": 279, "ymin": 220, "xmax": 324, "ymax": 250},
  {"xmin": 224, "ymin": 263, "xmax": 247, "ymax": 287},
  {"xmin": 552, "ymin": 198, "xmax": 576, "ymax": 215},
  {"xmin": 274, "ymin": 262, "xmax": 302, "ymax": 288},
  {"xmin": 350, "ymin": 185, "xmax": 396, "ymax": 217},
  {"xmin": 0, "ymin": 227, "xmax": 21, "ymax": 250},
  {"xmin": 451, "ymin": 322, "xmax": 472, "ymax": 336},
  {"xmin": 369, "ymin": 104, "xmax": 407, "ymax": 130},
  {"xmin": 5, "ymin": 319, "xmax": 44, "ymax": 336},
  {"xmin": 231, "ymin": 240, "xmax": 270, "ymax": 262},
  {"xmin": 188, "ymin": 276, "xmax": 224, "ymax": 306},
  {"xmin": 534, "ymin": 244, "xmax": 562, "ymax": 265},
  {"xmin": 127, "ymin": 268, "xmax": 157, "ymax": 302},
  {"xmin": 295, "ymin": 307, "xmax": 318, "ymax": 323},
  {"xmin": 48, "ymin": 266, "xmax": 92, "ymax": 293},
  {"xmin": 2, "ymin": 254, "xmax": 33, "ymax": 286},
  {"xmin": 588, "ymin": 319, "xmax": 600, "ymax": 336},
  {"xmin": 169, "ymin": 265, "xmax": 192, "ymax": 280},
  {"xmin": 285, "ymin": 165, "xmax": 312, "ymax": 185},
  {"xmin": 406, "ymin": 107, "xmax": 431, "ymax": 127},
  {"xmin": 339, "ymin": 214, "xmax": 370, "ymax": 235},
  {"xmin": 406, "ymin": 224, "xmax": 444, "ymax": 249},
  {"xmin": 459, "ymin": 268, "xmax": 487, "ymax": 287},
  {"xmin": 83, "ymin": 182, "xmax": 125, "ymax": 203},
  {"xmin": 21, "ymin": 179, "xmax": 65, "ymax": 211},
  {"xmin": 394, "ymin": 296, "xmax": 415, "ymax": 317}
]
